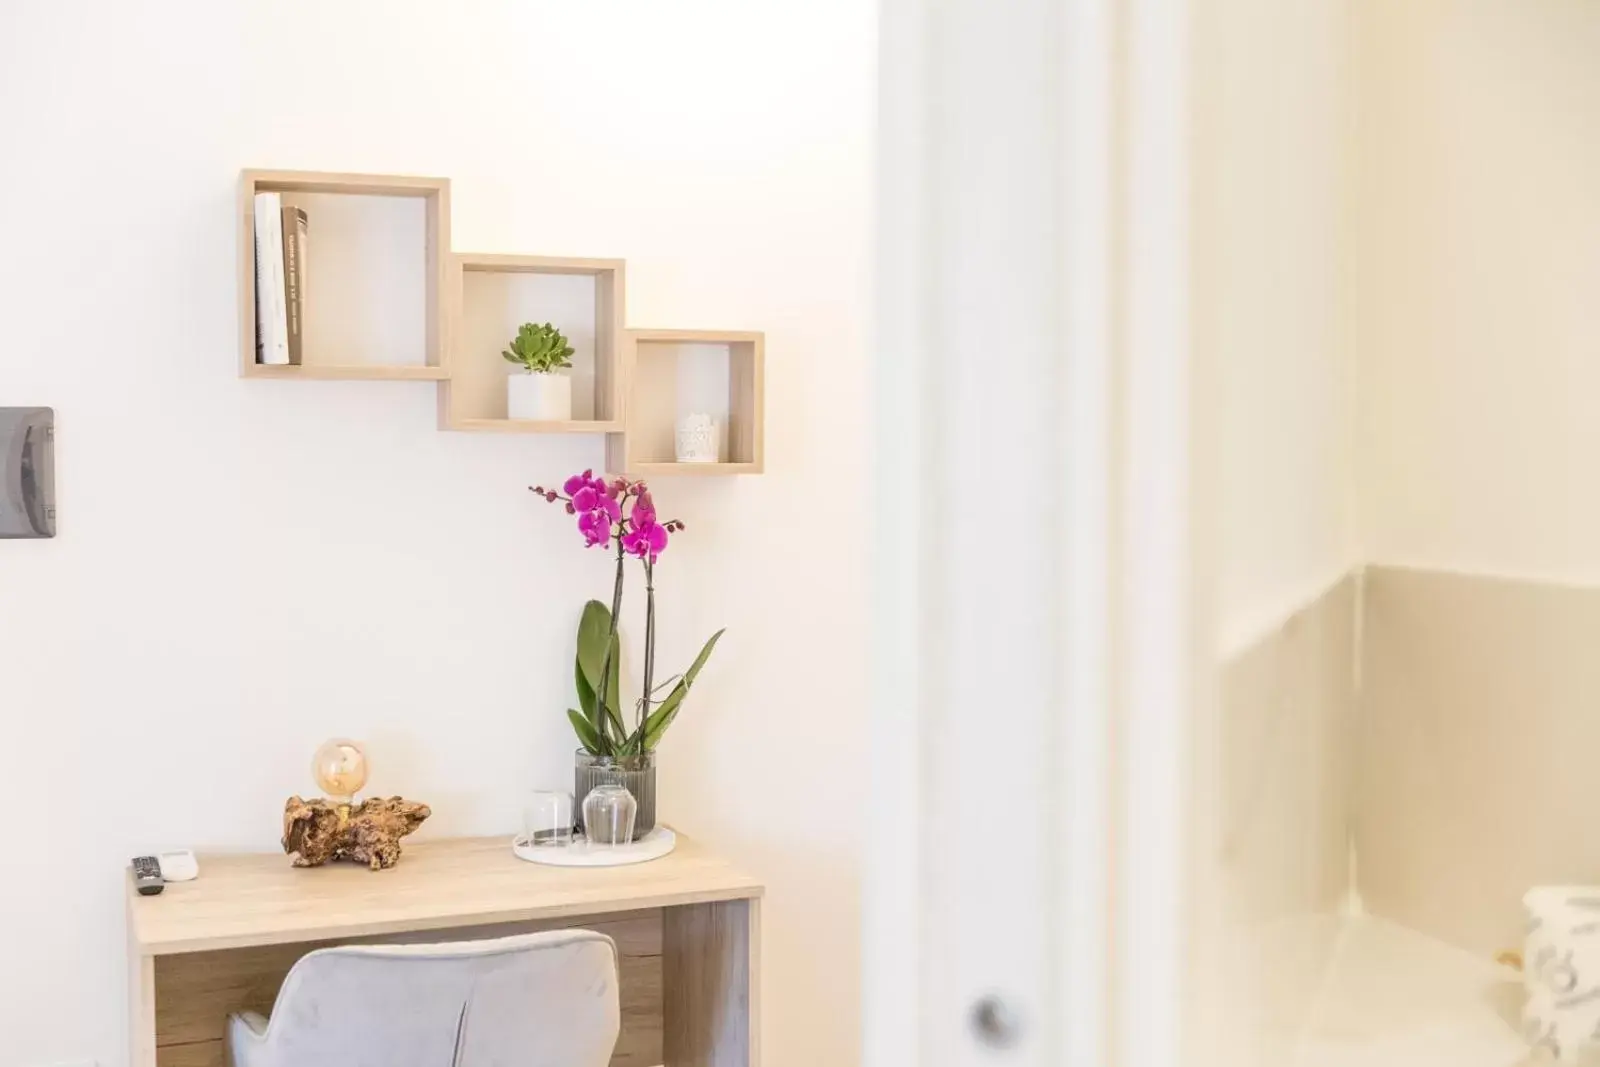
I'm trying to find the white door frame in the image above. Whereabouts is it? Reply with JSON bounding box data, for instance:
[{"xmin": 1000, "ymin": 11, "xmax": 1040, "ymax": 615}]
[{"xmin": 868, "ymin": 0, "xmax": 1195, "ymax": 1064}]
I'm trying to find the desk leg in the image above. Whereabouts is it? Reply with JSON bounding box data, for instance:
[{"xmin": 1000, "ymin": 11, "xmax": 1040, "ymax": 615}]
[
  {"xmin": 663, "ymin": 898, "xmax": 761, "ymax": 1067},
  {"xmin": 129, "ymin": 950, "xmax": 156, "ymax": 1067}
]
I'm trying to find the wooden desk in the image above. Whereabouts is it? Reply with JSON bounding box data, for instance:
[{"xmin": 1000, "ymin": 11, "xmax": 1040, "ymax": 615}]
[{"xmin": 127, "ymin": 834, "xmax": 762, "ymax": 1067}]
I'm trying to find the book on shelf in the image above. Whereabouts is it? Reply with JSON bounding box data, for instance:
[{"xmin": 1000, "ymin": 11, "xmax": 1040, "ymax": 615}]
[
  {"xmin": 252, "ymin": 194, "xmax": 309, "ymax": 366},
  {"xmin": 279, "ymin": 205, "xmax": 308, "ymax": 365},
  {"xmin": 252, "ymin": 192, "xmax": 287, "ymax": 364}
]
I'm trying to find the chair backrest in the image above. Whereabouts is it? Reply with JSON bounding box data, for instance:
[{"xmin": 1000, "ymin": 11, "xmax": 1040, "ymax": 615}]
[{"xmin": 259, "ymin": 929, "xmax": 620, "ymax": 1067}]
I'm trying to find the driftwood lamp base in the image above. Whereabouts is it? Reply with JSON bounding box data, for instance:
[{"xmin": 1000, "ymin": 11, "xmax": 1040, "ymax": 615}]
[{"xmin": 282, "ymin": 795, "xmax": 431, "ymax": 870}]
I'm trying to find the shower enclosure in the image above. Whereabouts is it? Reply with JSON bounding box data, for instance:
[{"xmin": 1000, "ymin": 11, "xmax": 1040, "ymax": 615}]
[{"xmin": 1202, "ymin": 2, "xmax": 1600, "ymax": 1064}]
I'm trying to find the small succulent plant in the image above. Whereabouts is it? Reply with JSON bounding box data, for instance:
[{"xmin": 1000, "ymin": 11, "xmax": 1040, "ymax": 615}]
[{"xmin": 502, "ymin": 322, "xmax": 575, "ymax": 373}]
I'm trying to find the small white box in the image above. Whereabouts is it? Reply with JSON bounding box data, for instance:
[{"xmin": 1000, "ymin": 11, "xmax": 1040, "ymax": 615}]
[{"xmin": 157, "ymin": 850, "xmax": 199, "ymax": 882}]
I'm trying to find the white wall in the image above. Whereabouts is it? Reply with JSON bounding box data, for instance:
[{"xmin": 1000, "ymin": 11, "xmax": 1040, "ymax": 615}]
[
  {"xmin": 0, "ymin": 4, "xmax": 872, "ymax": 1066},
  {"xmin": 1353, "ymin": 0, "xmax": 1600, "ymax": 580},
  {"xmin": 1196, "ymin": 0, "xmax": 1360, "ymax": 656}
]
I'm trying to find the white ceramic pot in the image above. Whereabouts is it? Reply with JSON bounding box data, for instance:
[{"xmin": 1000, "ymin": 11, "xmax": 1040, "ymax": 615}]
[{"xmin": 507, "ymin": 372, "xmax": 572, "ymax": 421}]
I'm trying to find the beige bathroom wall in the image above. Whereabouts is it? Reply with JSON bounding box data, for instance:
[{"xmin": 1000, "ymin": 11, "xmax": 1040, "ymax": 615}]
[
  {"xmin": 1359, "ymin": 565, "xmax": 1600, "ymax": 959},
  {"xmin": 1345, "ymin": 0, "xmax": 1600, "ymax": 965},
  {"xmin": 1196, "ymin": 0, "xmax": 1360, "ymax": 659},
  {"xmin": 1352, "ymin": 0, "xmax": 1600, "ymax": 580},
  {"xmin": 1191, "ymin": 0, "xmax": 1362, "ymax": 1059},
  {"xmin": 1214, "ymin": 574, "xmax": 1359, "ymax": 1065},
  {"xmin": 1196, "ymin": 0, "xmax": 1600, "ymax": 1052}
]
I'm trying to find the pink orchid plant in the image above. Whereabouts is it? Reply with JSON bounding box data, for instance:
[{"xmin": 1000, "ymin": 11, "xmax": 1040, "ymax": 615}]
[{"xmin": 531, "ymin": 471, "xmax": 723, "ymax": 763}]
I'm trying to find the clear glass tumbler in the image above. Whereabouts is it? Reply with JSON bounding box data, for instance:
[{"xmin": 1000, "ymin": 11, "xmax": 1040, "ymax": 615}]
[
  {"xmin": 523, "ymin": 789, "xmax": 574, "ymax": 848},
  {"xmin": 582, "ymin": 784, "xmax": 637, "ymax": 847}
]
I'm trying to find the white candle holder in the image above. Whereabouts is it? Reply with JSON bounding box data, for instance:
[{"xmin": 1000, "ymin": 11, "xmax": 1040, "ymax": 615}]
[{"xmin": 675, "ymin": 413, "xmax": 720, "ymax": 463}]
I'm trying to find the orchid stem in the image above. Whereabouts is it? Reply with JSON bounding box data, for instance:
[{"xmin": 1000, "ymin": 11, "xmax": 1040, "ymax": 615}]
[
  {"xmin": 641, "ymin": 558, "xmax": 656, "ymax": 747},
  {"xmin": 597, "ymin": 534, "xmax": 625, "ymax": 757}
]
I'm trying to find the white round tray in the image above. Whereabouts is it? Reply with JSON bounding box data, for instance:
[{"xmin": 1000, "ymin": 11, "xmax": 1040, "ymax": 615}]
[{"xmin": 511, "ymin": 826, "xmax": 677, "ymax": 868}]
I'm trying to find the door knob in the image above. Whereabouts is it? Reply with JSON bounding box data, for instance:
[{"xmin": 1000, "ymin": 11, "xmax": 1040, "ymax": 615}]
[{"xmin": 970, "ymin": 994, "xmax": 1023, "ymax": 1049}]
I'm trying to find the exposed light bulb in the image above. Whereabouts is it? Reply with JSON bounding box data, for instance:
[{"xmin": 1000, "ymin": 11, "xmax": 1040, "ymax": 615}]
[{"xmin": 311, "ymin": 738, "xmax": 369, "ymax": 807}]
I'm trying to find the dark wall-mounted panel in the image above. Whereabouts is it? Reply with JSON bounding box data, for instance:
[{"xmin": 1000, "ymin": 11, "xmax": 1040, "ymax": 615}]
[{"xmin": 0, "ymin": 407, "xmax": 55, "ymax": 539}]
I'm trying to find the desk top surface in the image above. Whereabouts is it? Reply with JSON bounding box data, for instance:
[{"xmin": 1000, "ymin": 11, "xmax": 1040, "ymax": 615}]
[{"xmin": 127, "ymin": 832, "xmax": 762, "ymax": 956}]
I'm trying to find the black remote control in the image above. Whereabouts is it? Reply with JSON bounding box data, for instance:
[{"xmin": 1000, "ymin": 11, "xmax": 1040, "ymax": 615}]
[{"xmin": 132, "ymin": 855, "xmax": 164, "ymax": 896}]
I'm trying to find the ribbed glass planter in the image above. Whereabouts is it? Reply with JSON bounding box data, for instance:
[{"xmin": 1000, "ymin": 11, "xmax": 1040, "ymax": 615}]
[{"xmin": 574, "ymin": 749, "xmax": 656, "ymax": 841}]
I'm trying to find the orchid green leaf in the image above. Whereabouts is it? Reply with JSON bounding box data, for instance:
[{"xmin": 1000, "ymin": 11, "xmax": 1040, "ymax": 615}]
[
  {"xmin": 640, "ymin": 629, "xmax": 723, "ymax": 750},
  {"xmin": 576, "ymin": 600, "xmax": 612, "ymax": 693},
  {"xmin": 605, "ymin": 633, "xmax": 622, "ymax": 722},
  {"xmin": 575, "ymin": 656, "xmax": 596, "ymax": 720},
  {"xmin": 567, "ymin": 708, "xmax": 602, "ymax": 755}
]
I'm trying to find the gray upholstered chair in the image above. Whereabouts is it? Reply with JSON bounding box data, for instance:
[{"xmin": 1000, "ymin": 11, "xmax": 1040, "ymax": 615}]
[{"xmin": 226, "ymin": 929, "xmax": 620, "ymax": 1067}]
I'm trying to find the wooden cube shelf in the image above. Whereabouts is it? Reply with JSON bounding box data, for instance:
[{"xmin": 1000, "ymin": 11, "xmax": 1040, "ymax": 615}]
[
  {"xmin": 237, "ymin": 168, "xmax": 765, "ymax": 475},
  {"xmin": 440, "ymin": 254, "xmax": 625, "ymax": 433},
  {"xmin": 238, "ymin": 170, "xmax": 449, "ymax": 380},
  {"xmin": 606, "ymin": 329, "xmax": 764, "ymax": 476}
]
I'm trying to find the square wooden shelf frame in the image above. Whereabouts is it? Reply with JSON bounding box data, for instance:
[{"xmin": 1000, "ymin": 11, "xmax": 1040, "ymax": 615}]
[
  {"xmin": 607, "ymin": 329, "xmax": 765, "ymax": 476},
  {"xmin": 440, "ymin": 254, "xmax": 626, "ymax": 434},
  {"xmin": 238, "ymin": 170, "xmax": 450, "ymax": 380}
]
